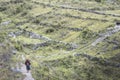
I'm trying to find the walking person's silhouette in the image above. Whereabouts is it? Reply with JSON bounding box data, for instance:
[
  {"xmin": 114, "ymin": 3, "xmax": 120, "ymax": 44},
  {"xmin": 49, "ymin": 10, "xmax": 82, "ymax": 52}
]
[{"xmin": 25, "ymin": 59, "xmax": 31, "ymax": 73}]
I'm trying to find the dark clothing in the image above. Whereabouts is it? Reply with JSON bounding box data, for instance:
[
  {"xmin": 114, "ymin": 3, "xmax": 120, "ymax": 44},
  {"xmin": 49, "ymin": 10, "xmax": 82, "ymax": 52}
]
[
  {"xmin": 25, "ymin": 60, "xmax": 31, "ymax": 70},
  {"xmin": 26, "ymin": 65, "xmax": 30, "ymax": 70}
]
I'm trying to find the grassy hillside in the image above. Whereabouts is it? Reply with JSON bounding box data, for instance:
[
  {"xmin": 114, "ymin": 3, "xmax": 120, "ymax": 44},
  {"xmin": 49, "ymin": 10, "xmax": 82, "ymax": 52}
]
[
  {"xmin": 0, "ymin": 26, "xmax": 23, "ymax": 80},
  {"xmin": 0, "ymin": 0, "xmax": 120, "ymax": 80}
]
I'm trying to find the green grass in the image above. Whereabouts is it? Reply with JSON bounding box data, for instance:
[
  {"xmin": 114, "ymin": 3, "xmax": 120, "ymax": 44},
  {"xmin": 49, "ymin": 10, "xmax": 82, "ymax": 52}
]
[
  {"xmin": 10, "ymin": 36, "xmax": 44, "ymax": 44},
  {"xmin": 29, "ymin": 5, "xmax": 52, "ymax": 17},
  {"xmin": 98, "ymin": 10, "xmax": 120, "ymax": 15},
  {"xmin": 1, "ymin": 0, "xmax": 120, "ymax": 80}
]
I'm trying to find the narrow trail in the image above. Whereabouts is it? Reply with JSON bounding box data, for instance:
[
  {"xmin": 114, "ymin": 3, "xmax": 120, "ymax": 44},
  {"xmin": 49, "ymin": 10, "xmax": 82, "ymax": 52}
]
[
  {"xmin": 12, "ymin": 55, "xmax": 35, "ymax": 80},
  {"xmin": 91, "ymin": 25, "xmax": 120, "ymax": 46},
  {"xmin": 21, "ymin": 55, "xmax": 34, "ymax": 80},
  {"xmin": 20, "ymin": 63, "xmax": 34, "ymax": 80},
  {"xmin": 1, "ymin": 20, "xmax": 34, "ymax": 80}
]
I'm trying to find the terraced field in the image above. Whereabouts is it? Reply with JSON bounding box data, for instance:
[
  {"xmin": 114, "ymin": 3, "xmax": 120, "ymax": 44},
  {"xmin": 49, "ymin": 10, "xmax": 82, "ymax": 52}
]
[{"xmin": 0, "ymin": 0, "xmax": 120, "ymax": 80}]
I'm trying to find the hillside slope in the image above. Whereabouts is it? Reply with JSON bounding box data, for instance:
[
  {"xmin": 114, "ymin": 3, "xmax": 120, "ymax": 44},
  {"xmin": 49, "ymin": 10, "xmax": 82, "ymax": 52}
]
[{"xmin": 0, "ymin": 0, "xmax": 120, "ymax": 80}]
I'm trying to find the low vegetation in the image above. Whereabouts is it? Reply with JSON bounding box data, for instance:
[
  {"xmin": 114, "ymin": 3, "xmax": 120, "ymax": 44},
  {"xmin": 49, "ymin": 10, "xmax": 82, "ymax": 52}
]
[{"xmin": 0, "ymin": 0, "xmax": 120, "ymax": 80}]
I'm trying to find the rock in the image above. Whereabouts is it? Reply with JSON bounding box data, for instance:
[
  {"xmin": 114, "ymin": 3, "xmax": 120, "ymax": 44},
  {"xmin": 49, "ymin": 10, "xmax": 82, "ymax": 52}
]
[
  {"xmin": 112, "ymin": 45, "xmax": 120, "ymax": 50},
  {"xmin": 70, "ymin": 43, "xmax": 78, "ymax": 49},
  {"xmin": 0, "ymin": 20, "xmax": 11, "ymax": 26},
  {"xmin": 116, "ymin": 22, "xmax": 120, "ymax": 25},
  {"xmin": 12, "ymin": 50, "xmax": 17, "ymax": 55}
]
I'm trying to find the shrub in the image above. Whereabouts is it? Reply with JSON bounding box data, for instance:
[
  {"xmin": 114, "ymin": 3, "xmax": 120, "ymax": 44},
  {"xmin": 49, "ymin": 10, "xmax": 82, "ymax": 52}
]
[
  {"xmin": 80, "ymin": 28, "xmax": 95, "ymax": 39},
  {"xmin": 0, "ymin": 7, "xmax": 7, "ymax": 11},
  {"xmin": 95, "ymin": 0, "xmax": 105, "ymax": 2},
  {"xmin": 46, "ymin": 28, "xmax": 54, "ymax": 34},
  {"xmin": 0, "ymin": 17, "xmax": 2, "ymax": 23}
]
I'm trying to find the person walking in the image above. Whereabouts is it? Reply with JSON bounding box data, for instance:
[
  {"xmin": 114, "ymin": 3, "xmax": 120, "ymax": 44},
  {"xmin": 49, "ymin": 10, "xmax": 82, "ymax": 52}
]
[{"xmin": 25, "ymin": 59, "xmax": 31, "ymax": 73}]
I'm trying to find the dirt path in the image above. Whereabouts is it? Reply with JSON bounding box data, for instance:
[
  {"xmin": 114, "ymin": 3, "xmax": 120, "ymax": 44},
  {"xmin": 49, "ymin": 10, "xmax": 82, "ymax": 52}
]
[
  {"xmin": 20, "ymin": 55, "xmax": 34, "ymax": 80},
  {"xmin": 92, "ymin": 25, "xmax": 120, "ymax": 46},
  {"xmin": 12, "ymin": 55, "xmax": 35, "ymax": 80},
  {"xmin": 20, "ymin": 63, "xmax": 34, "ymax": 80}
]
